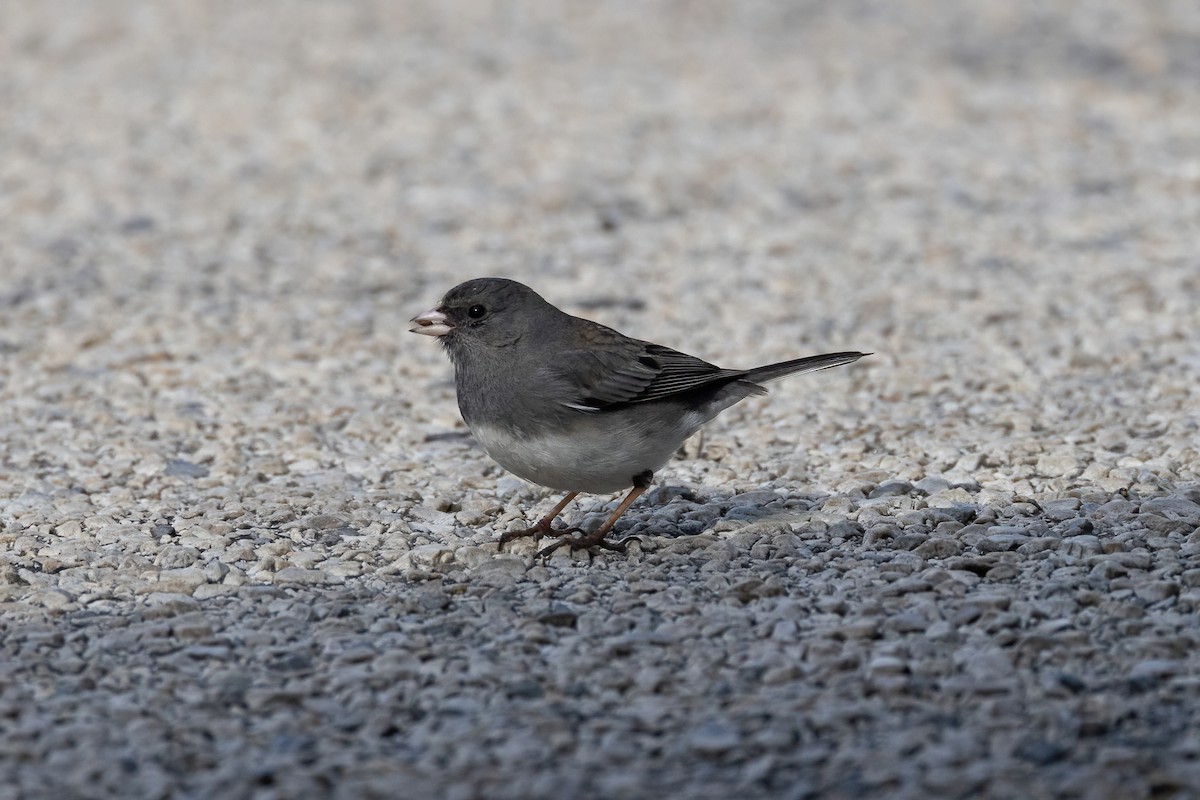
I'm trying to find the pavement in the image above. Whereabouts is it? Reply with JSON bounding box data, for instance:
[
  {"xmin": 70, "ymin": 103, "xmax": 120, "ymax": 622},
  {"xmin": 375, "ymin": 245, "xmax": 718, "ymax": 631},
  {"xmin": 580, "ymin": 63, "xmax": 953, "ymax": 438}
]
[{"xmin": 1, "ymin": 2, "xmax": 1198, "ymax": 798}]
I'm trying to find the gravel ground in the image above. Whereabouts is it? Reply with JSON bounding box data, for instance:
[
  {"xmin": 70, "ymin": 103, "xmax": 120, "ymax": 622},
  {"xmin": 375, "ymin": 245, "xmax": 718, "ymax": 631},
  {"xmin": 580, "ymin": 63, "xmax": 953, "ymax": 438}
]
[{"xmin": 3, "ymin": 2, "xmax": 1200, "ymax": 798}]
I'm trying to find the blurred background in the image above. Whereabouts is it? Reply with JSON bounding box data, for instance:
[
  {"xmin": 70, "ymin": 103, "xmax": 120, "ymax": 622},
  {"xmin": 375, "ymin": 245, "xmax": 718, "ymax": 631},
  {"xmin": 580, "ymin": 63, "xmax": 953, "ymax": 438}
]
[{"xmin": 2, "ymin": 0, "xmax": 1198, "ymax": 521}]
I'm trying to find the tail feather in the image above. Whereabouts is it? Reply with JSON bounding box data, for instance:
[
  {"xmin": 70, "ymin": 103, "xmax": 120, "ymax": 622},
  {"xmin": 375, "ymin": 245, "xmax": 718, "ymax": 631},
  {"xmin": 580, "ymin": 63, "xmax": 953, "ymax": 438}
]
[{"xmin": 742, "ymin": 351, "xmax": 869, "ymax": 385}]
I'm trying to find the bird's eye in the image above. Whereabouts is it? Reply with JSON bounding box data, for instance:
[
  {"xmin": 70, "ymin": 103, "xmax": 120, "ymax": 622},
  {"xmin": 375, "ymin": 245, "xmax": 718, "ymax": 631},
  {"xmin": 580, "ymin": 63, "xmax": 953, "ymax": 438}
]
[{"xmin": 468, "ymin": 304, "xmax": 486, "ymax": 319}]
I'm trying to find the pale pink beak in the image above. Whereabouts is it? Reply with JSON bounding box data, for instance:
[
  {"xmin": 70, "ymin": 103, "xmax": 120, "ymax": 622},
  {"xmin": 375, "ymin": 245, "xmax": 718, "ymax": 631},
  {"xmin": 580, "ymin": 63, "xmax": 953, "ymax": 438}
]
[{"xmin": 409, "ymin": 308, "xmax": 454, "ymax": 337}]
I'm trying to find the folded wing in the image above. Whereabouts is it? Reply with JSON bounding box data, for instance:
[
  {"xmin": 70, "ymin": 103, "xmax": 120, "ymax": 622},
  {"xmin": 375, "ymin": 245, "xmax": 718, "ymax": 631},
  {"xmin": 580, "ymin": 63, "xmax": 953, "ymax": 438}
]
[{"xmin": 547, "ymin": 341, "xmax": 749, "ymax": 411}]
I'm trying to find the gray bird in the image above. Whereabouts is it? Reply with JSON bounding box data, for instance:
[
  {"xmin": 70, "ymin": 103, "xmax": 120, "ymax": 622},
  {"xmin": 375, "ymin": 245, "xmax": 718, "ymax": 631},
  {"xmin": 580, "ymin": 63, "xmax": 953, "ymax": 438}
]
[{"xmin": 411, "ymin": 277, "xmax": 867, "ymax": 557}]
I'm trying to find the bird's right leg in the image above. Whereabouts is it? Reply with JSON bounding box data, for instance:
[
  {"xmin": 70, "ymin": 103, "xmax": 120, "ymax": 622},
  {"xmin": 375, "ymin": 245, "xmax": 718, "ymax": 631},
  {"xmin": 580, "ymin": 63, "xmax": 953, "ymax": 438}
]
[{"xmin": 497, "ymin": 492, "xmax": 580, "ymax": 551}]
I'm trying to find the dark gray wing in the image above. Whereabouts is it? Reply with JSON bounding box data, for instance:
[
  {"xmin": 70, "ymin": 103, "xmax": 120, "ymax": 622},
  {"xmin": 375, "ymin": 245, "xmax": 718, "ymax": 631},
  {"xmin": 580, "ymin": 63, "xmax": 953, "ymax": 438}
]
[{"xmin": 546, "ymin": 340, "xmax": 749, "ymax": 411}]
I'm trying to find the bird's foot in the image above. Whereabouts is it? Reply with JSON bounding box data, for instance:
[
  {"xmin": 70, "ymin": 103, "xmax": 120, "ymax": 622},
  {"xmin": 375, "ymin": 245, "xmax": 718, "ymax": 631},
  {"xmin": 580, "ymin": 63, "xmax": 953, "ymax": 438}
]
[
  {"xmin": 498, "ymin": 520, "xmax": 582, "ymax": 552},
  {"xmin": 534, "ymin": 529, "xmax": 627, "ymax": 560}
]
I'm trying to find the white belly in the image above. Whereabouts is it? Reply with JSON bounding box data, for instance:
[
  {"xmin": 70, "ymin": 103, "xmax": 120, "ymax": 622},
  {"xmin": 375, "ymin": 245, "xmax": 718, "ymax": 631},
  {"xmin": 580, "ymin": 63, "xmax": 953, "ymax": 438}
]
[{"xmin": 468, "ymin": 414, "xmax": 702, "ymax": 494}]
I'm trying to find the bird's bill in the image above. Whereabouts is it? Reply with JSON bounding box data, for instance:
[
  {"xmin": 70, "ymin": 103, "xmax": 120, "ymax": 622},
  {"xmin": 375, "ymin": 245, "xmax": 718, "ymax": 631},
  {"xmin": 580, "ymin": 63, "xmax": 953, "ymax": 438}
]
[{"xmin": 409, "ymin": 308, "xmax": 454, "ymax": 337}]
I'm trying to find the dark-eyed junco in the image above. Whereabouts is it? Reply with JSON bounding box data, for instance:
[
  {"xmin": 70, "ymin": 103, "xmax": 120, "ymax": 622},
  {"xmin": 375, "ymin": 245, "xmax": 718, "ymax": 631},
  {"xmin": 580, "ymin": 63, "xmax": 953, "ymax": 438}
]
[{"xmin": 411, "ymin": 278, "xmax": 867, "ymax": 558}]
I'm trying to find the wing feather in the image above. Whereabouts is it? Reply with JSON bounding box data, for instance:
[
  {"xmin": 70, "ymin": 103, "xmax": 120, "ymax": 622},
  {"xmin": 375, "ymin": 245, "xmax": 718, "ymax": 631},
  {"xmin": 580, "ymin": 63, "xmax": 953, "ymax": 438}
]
[{"xmin": 544, "ymin": 341, "xmax": 748, "ymax": 411}]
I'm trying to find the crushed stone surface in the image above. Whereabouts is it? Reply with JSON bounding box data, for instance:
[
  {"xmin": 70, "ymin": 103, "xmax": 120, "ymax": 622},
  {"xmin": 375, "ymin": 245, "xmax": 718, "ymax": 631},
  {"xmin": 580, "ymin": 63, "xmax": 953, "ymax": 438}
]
[{"xmin": 2, "ymin": 2, "xmax": 1199, "ymax": 798}]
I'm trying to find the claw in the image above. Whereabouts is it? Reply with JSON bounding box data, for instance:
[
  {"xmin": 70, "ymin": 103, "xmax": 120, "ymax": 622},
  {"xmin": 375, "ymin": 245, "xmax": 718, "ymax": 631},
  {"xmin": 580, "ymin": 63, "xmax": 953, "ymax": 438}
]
[
  {"xmin": 497, "ymin": 492, "xmax": 580, "ymax": 551},
  {"xmin": 534, "ymin": 530, "xmax": 627, "ymax": 560},
  {"xmin": 498, "ymin": 521, "xmax": 583, "ymax": 551},
  {"xmin": 499, "ymin": 481, "xmax": 649, "ymax": 560}
]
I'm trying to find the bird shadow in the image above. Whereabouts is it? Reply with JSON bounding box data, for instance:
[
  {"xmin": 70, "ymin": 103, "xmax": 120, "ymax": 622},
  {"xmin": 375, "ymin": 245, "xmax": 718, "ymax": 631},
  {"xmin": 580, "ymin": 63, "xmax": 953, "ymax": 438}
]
[{"xmin": 603, "ymin": 484, "xmax": 815, "ymax": 543}]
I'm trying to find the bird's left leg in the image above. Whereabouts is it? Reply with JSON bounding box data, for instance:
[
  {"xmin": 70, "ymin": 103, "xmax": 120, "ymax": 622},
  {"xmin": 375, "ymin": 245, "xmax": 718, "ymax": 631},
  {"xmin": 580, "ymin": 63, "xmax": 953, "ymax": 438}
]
[
  {"xmin": 497, "ymin": 491, "xmax": 579, "ymax": 551},
  {"xmin": 535, "ymin": 471, "xmax": 652, "ymax": 559}
]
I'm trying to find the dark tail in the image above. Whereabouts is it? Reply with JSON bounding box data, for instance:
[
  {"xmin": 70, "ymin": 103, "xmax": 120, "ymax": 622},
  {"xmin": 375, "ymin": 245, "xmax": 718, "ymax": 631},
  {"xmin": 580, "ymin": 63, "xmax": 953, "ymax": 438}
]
[{"xmin": 742, "ymin": 351, "xmax": 870, "ymax": 384}]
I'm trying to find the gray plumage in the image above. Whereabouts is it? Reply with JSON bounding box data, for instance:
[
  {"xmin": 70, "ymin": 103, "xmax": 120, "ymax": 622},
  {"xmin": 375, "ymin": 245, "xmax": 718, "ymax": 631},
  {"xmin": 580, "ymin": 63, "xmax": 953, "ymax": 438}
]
[{"xmin": 413, "ymin": 277, "xmax": 867, "ymax": 494}]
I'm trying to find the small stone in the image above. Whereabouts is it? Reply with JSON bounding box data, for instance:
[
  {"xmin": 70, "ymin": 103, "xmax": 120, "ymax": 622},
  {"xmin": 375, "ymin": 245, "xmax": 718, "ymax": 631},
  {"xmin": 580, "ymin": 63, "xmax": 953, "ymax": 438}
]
[
  {"xmin": 536, "ymin": 606, "xmax": 578, "ymax": 628},
  {"xmin": 1017, "ymin": 538, "xmax": 1057, "ymax": 555},
  {"xmin": 54, "ymin": 520, "xmax": 83, "ymax": 538},
  {"xmin": 964, "ymin": 649, "xmax": 1015, "ymax": 689},
  {"xmin": 164, "ymin": 459, "xmax": 210, "ymax": 478},
  {"xmin": 986, "ymin": 564, "xmax": 1019, "ymax": 581},
  {"xmin": 151, "ymin": 523, "xmax": 177, "ymax": 538},
  {"xmin": 826, "ymin": 520, "xmax": 864, "ymax": 541},
  {"xmin": 1060, "ymin": 535, "xmax": 1102, "ymax": 558},
  {"xmin": 417, "ymin": 588, "xmax": 451, "ymax": 611},
  {"xmin": 505, "ymin": 679, "xmax": 544, "ymax": 699},
  {"xmin": 956, "ymin": 524, "xmax": 991, "ymax": 547},
  {"xmin": 926, "ymin": 490, "xmax": 975, "ymax": 508},
  {"xmin": 883, "ymin": 610, "xmax": 930, "ymax": 632},
  {"xmin": 395, "ymin": 544, "xmax": 454, "ymax": 569},
  {"xmin": 1134, "ymin": 581, "xmax": 1181, "ymax": 603},
  {"xmin": 895, "ymin": 510, "xmax": 928, "ymax": 527},
  {"xmin": 864, "ymin": 524, "xmax": 901, "ymax": 546},
  {"xmin": 687, "ymin": 720, "xmax": 740, "ymax": 755},
  {"xmin": 30, "ymin": 589, "xmax": 75, "ymax": 611},
  {"xmin": 50, "ymin": 656, "xmax": 88, "ymax": 675},
  {"xmin": 761, "ymin": 664, "xmax": 802, "ymax": 684},
  {"xmin": 142, "ymin": 592, "xmax": 201, "ymax": 616},
  {"xmin": 1015, "ymin": 738, "xmax": 1071, "ymax": 765},
  {"xmin": 836, "ymin": 620, "xmax": 879, "ymax": 639},
  {"xmin": 869, "ymin": 481, "xmax": 915, "ymax": 499},
  {"xmin": 1142, "ymin": 515, "xmax": 1195, "ymax": 535},
  {"xmin": 1097, "ymin": 551, "xmax": 1152, "ymax": 571},
  {"xmin": 728, "ymin": 578, "xmax": 764, "ymax": 601},
  {"xmin": 867, "ymin": 656, "xmax": 909, "ymax": 676},
  {"xmin": 193, "ymin": 584, "xmax": 236, "ymax": 600},
  {"xmin": 312, "ymin": 514, "xmax": 352, "ymax": 530},
  {"xmin": 894, "ymin": 532, "xmax": 929, "ymax": 551},
  {"xmin": 156, "ymin": 545, "xmax": 200, "ymax": 568},
  {"xmin": 273, "ymin": 567, "xmax": 328, "ymax": 585},
  {"xmin": 914, "ymin": 476, "xmax": 951, "ymax": 494},
  {"xmin": 1058, "ymin": 518, "xmax": 1095, "ymax": 536},
  {"xmin": 1129, "ymin": 659, "xmax": 1184, "ymax": 684},
  {"xmin": 1036, "ymin": 452, "xmax": 1083, "ymax": 478},
  {"xmin": 729, "ymin": 490, "xmax": 781, "ymax": 507},
  {"xmin": 37, "ymin": 557, "xmax": 66, "ymax": 574},
  {"xmin": 204, "ymin": 560, "xmax": 230, "ymax": 582},
  {"xmin": 336, "ymin": 645, "xmax": 378, "ymax": 664},
  {"xmin": 1139, "ymin": 497, "xmax": 1200, "ymax": 519},
  {"xmin": 915, "ymin": 537, "xmax": 962, "ymax": 558},
  {"xmin": 978, "ymin": 528, "xmax": 1029, "ymax": 553},
  {"xmin": 933, "ymin": 504, "xmax": 980, "ymax": 524},
  {"xmin": 149, "ymin": 568, "xmax": 208, "ymax": 594},
  {"xmin": 1041, "ymin": 498, "xmax": 1081, "ymax": 521},
  {"xmin": 881, "ymin": 577, "xmax": 933, "ymax": 596},
  {"xmin": 454, "ymin": 545, "xmax": 495, "ymax": 567},
  {"xmin": 1055, "ymin": 673, "xmax": 1088, "ymax": 693},
  {"xmin": 171, "ymin": 612, "xmax": 215, "ymax": 639},
  {"xmin": 470, "ymin": 557, "xmax": 526, "ymax": 584}
]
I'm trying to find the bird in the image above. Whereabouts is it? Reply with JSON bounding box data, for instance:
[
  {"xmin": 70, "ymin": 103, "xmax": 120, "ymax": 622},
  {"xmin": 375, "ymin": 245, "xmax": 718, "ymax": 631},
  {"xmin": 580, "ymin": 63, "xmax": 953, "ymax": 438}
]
[{"xmin": 410, "ymin": 277, "xmax": 867, "ymax": 558}]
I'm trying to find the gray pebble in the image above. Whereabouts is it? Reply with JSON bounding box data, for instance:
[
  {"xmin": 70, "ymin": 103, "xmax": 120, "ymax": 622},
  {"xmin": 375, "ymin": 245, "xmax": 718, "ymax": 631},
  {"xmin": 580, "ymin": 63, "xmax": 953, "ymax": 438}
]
[
  {"xmin": 1041, "ymin": 498, "xmax": 1082, "ymax": 521},
  {"xmin": 164, "ymin": 459, "xmax": 210, "ymax": 478},
  {"xmin": 914, "ymin": 476, "xmax": 952, "ymax": 494},
  {"xmin": 686, "ymin": 720, "xmax": 741, "ymax": 755},
  {"xmin": 1060, "ymin": 534, "xmax": 1103, "ymax": 558},
  {"xmin": 915, "ymin": 537, "xmax": 963, "ymax": 558},
  {"xmin": 869, "ymin": 481, "xmax": 915, "ymax": 499},
  {"xmin": 978, "ymin": 528, "xmax": 1030, "ymax": 553},
  {"xmin": 273, "ymin": 567, "xmax": 330, "ymax": 585}
]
